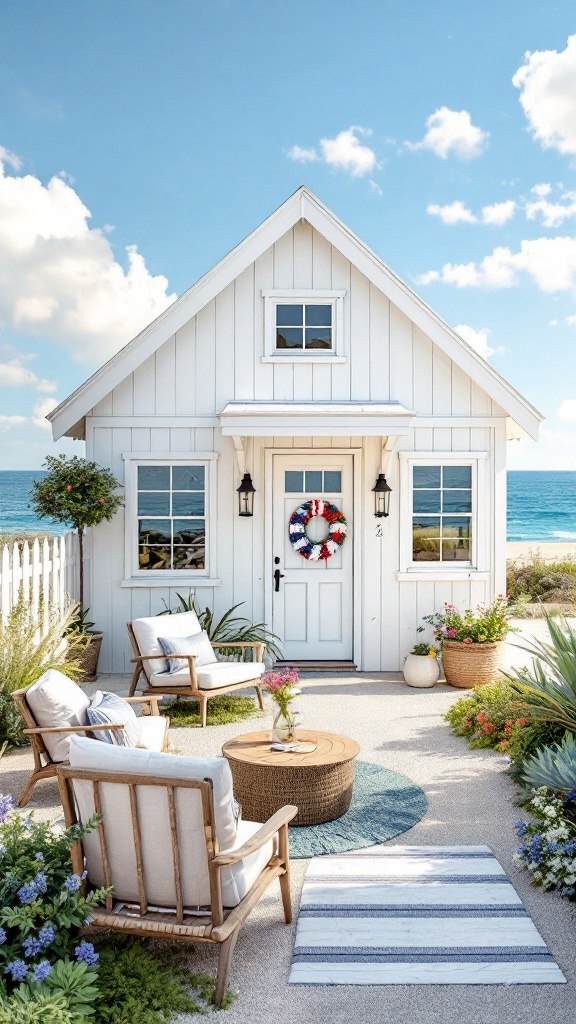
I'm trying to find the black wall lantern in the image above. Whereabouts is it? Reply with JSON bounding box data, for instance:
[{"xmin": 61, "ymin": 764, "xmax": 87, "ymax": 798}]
[
  {"xmin": 237, "ymin": 472, "xmax": 256, "ymax": 517},
  {"xmin": 372, "ymin": 472, "xmax": 392, "ymax": 518}
]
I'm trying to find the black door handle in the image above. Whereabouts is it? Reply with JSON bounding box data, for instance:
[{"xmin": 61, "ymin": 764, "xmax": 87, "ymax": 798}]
[{"xmin": 274, "ymin": 568, "xmax": 285, "ymax": 592}]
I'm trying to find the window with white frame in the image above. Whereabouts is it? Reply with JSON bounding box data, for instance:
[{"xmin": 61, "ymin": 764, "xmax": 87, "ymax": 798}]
[
  {"xmin": 412, "ymin": 465, "xmax": 472, "ymax": 563},
  {"xmin": 136, "ymin": 464, "xmax": 206, "ymax": 570},
  {"xmin": 398, "ymin": 453, "xmax": 486, "ymax": 574},
  {"xmin": 262, "ymin": 290, "xmax": 345, "ymax": 360}
]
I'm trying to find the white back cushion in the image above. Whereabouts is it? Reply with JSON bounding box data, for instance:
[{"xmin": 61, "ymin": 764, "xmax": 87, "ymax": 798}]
[
  {"xmin": 132, "ymin": 611, "xmax": 201, "ymax": 679},
  {"xmin": 68, "ymin": 735, "xmax": 239, "ymax": 907},
  {"xmin": 26, "ymin": 670, "xmax": 90, "ymax": 762}
]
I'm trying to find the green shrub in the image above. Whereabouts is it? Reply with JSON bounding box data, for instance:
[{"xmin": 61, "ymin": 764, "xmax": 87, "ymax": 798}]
[
  {"xmin": 93, "ymin": 936, "xmax": 234, "ymax": 1021},
  {"xmin": 521, "ymin": 732, "xmax": 576, "ymax": 794},
  {"xmin": 0, "ymin": 991, "xmax": 75, "ymax": 1024},
  {"xmin": 507, "ymin": 552, "xmax": 576, "ymax": 605},
  {"xmin": 504, "ymin": 615, "xmax": 576, "ymax": 734},
  {"xmin": 445, "ymin": 681, "xmax": 565, "ymax": 775}
]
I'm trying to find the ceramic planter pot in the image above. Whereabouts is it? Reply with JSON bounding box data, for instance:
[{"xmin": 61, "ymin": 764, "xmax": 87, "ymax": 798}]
[
  {"xmin": 441, "ymin": 640, "xmax": 505, "ymax": 689},
  {"xmin": 403, "ymin": 653, "xmax": 440, "ymax": 688}
]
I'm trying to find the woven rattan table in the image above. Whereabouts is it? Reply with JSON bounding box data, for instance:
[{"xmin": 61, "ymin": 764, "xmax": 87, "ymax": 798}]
[{"xmin": 222, "ymin": 729, "xmax": 360, "ymax": 826}]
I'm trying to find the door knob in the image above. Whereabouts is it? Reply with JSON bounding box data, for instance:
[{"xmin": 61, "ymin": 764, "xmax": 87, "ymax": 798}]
[{"xmin": 274, "ymin": 568, "xmax": 285, "ymax": 592}]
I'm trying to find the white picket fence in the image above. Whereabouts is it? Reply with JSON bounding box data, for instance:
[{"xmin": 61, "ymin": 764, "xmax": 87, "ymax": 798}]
[{"xmin": 0, "ymin": 533, "xmax": 80, "ymax": 623}]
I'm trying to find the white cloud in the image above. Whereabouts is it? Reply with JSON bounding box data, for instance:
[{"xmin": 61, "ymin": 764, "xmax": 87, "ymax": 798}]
[
  {"xmin": 513, "ymin": 35, "xmax": 576, "ymax": 154},
  {"xmin": 532, "ymin": 183, "xmax": 552, "ymax": 198},
  {"xmin": 0, "ymin": 361, "xmax": 56, "ymax": 392},
  {"xmin": 319, "ymin": 126, "xmax": 377, "ymax": 177},
  {"xmin": 454, "ymin": 323, "xmax": 498, "ymax": 360},
  {"xmin": 369, "ymin": 179, "xmax": 383, "ymax": 196},
  {"xmin": 427, "ymin": 201, "xmax": 477, "ymax": 225},
  {"xmin": 286, "ymin": 144, "xmax": 318, "ymax": 163},
  {"xmin": 0, "ymin": 149, "xmax": 176, "ymax": 365},
  {"xmin": 508, "ymin": 428, "xmax": 576, "ymax": 470},
  {"xmin": 418, "ymin": 236, "xmax": 576, "ymax": 292},
  {"xmin": 32, "ymin": 397, "xmax": 58, "ymax": 430},
  {"xmin": 0, "ymin": 146, "xmax": 21, "ymax": 171},
  {"xmin": 558, "ymin": 399, "xmax": 576, "ymax": 421},
  {"xmin": 481, "ymin": 200, "xmax": 516, "ymax": 226},
  {"xmin": 407, "ymin": 107, "xmax": 489, "ymax": 160},
  {"xmin": 0, "ymin": 414, "xmax": 26, "ymax": 429},
  {"xmin": 566, "ymin": 315, "xmax": 576, "ymax": 326},
  {"xmin": 525, "ymin": 192, "xmax": 576, "ymax": 227}
]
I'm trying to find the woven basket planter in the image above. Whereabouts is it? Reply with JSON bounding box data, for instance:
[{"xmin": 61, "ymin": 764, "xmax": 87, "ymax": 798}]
[
  {"xmin": 77, "ymin": 632, "xmax": 104, "ymax": 682},
  {"xmin": 441, "ymin": 640, "xmax": 505, "ymax": 689}
]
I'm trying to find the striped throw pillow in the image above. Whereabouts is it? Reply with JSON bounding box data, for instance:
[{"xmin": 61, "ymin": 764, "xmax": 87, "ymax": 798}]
[
  {"xmin": 86, "ymin": 691, "xmax": 139, "ymax": 746},
  {"xmin": 157, "ymin": 630, "xmax": 217, "ymax": 674}
]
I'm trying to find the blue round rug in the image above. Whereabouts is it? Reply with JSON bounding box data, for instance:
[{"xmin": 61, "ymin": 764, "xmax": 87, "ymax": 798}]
[{"xmin": 288, "ymin": 760, "xmax": 427, "ymax": 859}]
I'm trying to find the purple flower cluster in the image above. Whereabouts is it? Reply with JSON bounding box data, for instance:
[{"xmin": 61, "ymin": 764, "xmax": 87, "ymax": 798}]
[
  {"xmin": 0, "ymin": 793, "xmax": 16, "ymax": 825},
  {"xmin": 64, "ymin": 872, "xmax": 85, "ymax": 892},
  {"xmin": 32, "ymin": 960, "xmax": 52, "ymax": 982},
  {"xmin": 0, "ymin": 927, "xmax": 6, "ymax": 945},
  {"xmin": 5, "ymin": 959, "xmax": 28, "ymax": 982},
  {"xmin": 75, "ymin": 940, "xmax": 99, "ymax": 967},
  {"xmin": 22, "ymin": 923, "xmax": 55, "ymax": 958},
  {"xmin": 17, "ymin": 870, "xmax": 48, "ymax": 904}
]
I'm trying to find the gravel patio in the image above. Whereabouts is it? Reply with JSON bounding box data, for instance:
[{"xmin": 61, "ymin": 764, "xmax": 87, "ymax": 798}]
[{"xmin": 2, "ymin": 622, "xmax": 576, "ymax": 1024}]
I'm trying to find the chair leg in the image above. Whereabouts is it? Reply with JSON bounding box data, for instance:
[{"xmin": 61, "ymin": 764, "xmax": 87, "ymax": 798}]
[
  {"xmin": 215, "ymin": 929, "xmax": 239, "ymax": 1008},
  {"xmin": 279, "ymin": 865, "xmax": 292, "ymax": 924},
  {"xmin": 18, "ymin": 773, "xmax": 38, "ymax": 808},
  {"xmin": 255, "ymin": 684, "xmax": 264, "ymax": 711},
  {"xmin": 199, "ymin": 694, "xmax": 208, "ymax": 728},
  {"xmin": 128, "ymin": 665, "xmax": 141, "ymax": 697}
]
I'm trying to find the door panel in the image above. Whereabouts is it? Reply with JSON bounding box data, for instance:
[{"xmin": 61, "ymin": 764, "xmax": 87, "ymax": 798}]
[{"xmin": 272, "ymin": 453, "xmax": 353, "ymax": 660}]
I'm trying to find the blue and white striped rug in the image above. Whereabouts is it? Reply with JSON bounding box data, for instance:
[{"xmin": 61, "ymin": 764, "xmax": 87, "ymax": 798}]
[{"xmin": 289, "ymin": 845, "xmax": 565, "ymax": 985}]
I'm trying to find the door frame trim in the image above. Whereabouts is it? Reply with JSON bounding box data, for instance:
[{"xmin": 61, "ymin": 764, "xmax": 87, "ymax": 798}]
[{"xmin": 264, "ymin": 448, "xmax": 362, "ymax": 669}]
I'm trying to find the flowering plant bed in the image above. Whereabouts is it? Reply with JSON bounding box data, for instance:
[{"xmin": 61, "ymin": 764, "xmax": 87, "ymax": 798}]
[
  {"xmin": 515, "ymin": 787, "xmax": 576, "ymax": 898},
  {"xmin": 424, "ymin": 596, "xmax": 513, "ymax": 644}
]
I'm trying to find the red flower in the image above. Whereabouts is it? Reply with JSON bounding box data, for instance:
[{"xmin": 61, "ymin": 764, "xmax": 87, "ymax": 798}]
[
  {"xmin": 482, "ymin": 722, "xmax": 495, "ymax": 733},
  {"xmin": 66, "ymin": 485, "xmax": 74, "ymax": 492},
  {"xmin": 463, "ymin": 637, "xmax": 472, "ymax": 644},
  {"xmin": 98, "ymin": 498, "xmax": 106, "ymax": 505},
  {"xmin": 476, "ymin": 712, "xmax": 486, "ymax": 724},
  {"xmin": 516, "ymin": 717, "xmax": 527, "ymax": 727}
]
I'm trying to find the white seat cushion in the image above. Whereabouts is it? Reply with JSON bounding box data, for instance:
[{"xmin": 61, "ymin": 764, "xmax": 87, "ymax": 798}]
[
  {"xmin": 148, "ymin": 660, "xmax": 265, "ymax": 690},
  {"xmin": 132, "ymin": 612, "xmax": 201, "ymax": 679},
  {"xmin": 136, "ymin": 715, "xmax": 168, "ymax": 751},
  {"xmin": 26, "ymin": 670, "xmax": 90, "ymax": 762},
  {"xmin": 68, "ymin": 736, "xmax": 271, "ymax": 908}
]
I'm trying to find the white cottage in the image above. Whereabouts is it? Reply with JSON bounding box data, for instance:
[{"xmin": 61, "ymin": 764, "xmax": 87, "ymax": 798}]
[{"xmin": 49, "ymin": 187, "xmax": 541, "ymax": 674}]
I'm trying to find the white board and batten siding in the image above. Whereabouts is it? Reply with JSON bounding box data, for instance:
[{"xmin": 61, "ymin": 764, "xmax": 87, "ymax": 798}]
[{"xmin": 85, "ymin": 220, "xmax": 509, "ymax": 673}]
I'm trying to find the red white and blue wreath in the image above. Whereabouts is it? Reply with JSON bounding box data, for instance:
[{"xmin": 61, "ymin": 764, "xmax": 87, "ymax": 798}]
[{"xmin": 288, "ymin": 499, "xmax": 347, "ymax": 561}]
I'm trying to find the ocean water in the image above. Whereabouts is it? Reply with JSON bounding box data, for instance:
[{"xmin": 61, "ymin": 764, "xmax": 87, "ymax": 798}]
[
  {"xmin": 0, "ymin": 469, "xmax": 574, "ymax": 541},
  {"xmin": 0, "ymin": 470, "xmax": 69, "ymax": 536}
]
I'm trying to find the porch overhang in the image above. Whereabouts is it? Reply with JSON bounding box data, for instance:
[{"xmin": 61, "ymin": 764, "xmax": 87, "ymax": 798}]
[{"xmin": 219, "ymin": 401, "xmax": 415, "ymax": 437}]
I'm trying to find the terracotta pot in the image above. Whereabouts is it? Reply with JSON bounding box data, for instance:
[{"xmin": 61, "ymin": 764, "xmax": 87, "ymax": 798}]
[
  {"xmin": 403, "ymin": 654, "xmax": 440, "ymax": 688},
  {"xmin": 78, "ymin": 632, "xmax": 104, "ymax": 682},
  {"xmin": 441, "ymin": 640, "xmax": 505, "ymax": 689}
]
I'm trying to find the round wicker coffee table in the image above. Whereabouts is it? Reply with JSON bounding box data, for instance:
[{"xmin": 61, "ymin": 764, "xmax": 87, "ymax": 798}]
[{"xmin": 221, "ymin": 729, "xmax": 360, "ymax": 826}]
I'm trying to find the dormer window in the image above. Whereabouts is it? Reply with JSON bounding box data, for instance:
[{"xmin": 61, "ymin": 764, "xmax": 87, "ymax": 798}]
[{"xmin": 262, "ymin": 289, "xmax": 346, "ymax": 362}]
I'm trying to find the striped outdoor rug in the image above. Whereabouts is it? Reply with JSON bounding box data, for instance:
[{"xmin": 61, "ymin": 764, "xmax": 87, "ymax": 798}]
[{"xmin": 289, "ymin": 845, "xmax": 565, "ymax": 985}]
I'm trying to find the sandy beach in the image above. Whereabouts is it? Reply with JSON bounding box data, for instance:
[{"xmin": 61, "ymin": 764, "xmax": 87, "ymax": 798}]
[{"xmin": 507, "ymin": 541, "xmax": 576, "ymax": 562}]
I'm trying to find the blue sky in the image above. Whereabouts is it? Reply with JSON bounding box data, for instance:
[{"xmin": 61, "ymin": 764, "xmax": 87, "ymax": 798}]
[{"xmin": 1, "ymin": 0, "xmax": 576, "ymax": 468}]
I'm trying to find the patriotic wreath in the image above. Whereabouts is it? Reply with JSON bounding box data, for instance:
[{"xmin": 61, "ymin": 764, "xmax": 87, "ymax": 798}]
[{"xmin": 288, "ymin": 499, "xmax": 347, "ymax": 561}]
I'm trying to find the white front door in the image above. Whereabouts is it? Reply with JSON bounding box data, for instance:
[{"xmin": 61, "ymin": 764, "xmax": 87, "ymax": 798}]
[{"xmin": 272, "ymin": 453, "xmax": 353, "ymax": 661}]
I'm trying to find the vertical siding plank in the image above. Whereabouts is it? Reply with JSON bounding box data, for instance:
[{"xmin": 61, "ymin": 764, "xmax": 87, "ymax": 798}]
[
  {"xmin": 155, "ymin": 336, "xmax": 176, "ymax": 415},
  {"xmin": 215, "ymin": 283, "xmax": 235, "ymax": 410},
  {"xmin": 412, "ymin": 329, "xmax": 433, "ymax": 414},
  {"xmin": 331, "ymin": 247, "xmax": 351, "ymax": 400},
  {"xmin": 369, "ymin": 284, "xmax": 390, "ymax": 401},
  {"xmin": 470, "ymin": 382, "xmax": 491, "ymax": 415},
  {"xmin": 151, "ymin": 428, "xmax": 170, "ymax": 451},
  {"xmin": 234, "ymin": 266, "xmax": 255, "ymax": 400},
  {"xmin": 350, "ymin": 265, "xmax": 370, "ymax": 399},
  {"xmin": 175, "ymin": 321, "xmax": 197, "ymax": 414},
  {"xmin": 389, "ymin": 304, "xmax": 413, "ymax": 408},
  {"xmin": 451, "ymin": 365, "xmax": 472, "ymax": 415},
  {"xmin": 170, "ymin": 428, "xmax": 192, "ymax": 452},
  {"xmin": 312, "ymin": 228, "xmax": 332, "ymax": 289},
  {"xmin": 133, "ymin": 355, "xmax": 157, "ymax": 415},
  {"xmin": 253, "ymin": 247, "xmax": 274, "ymax": 400},
  {"xmin": 194, "ymin": 301, "xmax": 216, "ymax": 415},
  {"xmin": 131, "ymin": 428, "xmax": 151, "ymax": 452},
  {"xmin": 112, "ymin": 375, "xmax": 134, "ymax": 415},
  {"xmin": 432, "ymin": 349, "xmax": 452, "ymax": 415},
  {"xmin": 293, "ymin": 221, "xmax": 313, "ymax": 288}
]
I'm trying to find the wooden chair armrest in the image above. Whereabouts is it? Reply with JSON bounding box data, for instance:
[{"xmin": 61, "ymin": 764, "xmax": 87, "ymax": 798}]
[
  {"xmin": 130, "ymin": 653, "xmax": 196, "ymax": 664},
  {"xmin": 23, "ymin": 723, "xmax": 125, "ymax": 735},
  {"xmin": 124, "ymin": 696, "xmax": 162, "ymax": 715},
  {"xmin": 211, "ymin": 805, "xmax": 298, "ymax": 866}
]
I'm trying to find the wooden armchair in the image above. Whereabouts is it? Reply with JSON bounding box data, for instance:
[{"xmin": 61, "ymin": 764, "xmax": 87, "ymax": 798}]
[
  {"xmin": 127, "ymin": 611, "xmax": 266, "ymax": 727},
  {"xmin": 13, "ymin": 670, "xmax": 169, "ymax": 807},
  {"xmin": 58, "ymin": 735, "xmax": 297, "ymax": 1006}
]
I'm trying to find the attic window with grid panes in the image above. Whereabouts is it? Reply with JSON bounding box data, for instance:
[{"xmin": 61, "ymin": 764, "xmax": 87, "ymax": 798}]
[{"xmin": 262, "ymin": 290, "xmax": 346, "ymax": 362}]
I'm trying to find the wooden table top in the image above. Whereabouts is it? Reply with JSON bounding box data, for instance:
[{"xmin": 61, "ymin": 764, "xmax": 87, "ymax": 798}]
[{"xmin": 222, "ymin": 729, "xmax": 360, "ymax": 768}]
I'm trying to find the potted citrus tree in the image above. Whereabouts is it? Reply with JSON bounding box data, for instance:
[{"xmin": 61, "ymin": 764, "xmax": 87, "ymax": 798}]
[
  {"xmin": 424, "ymin": 597, "xmax": 513, "ymax": 689},
  {"xmin": 31, "ymin": 455, "xmax": 123, "ymax": 679}
]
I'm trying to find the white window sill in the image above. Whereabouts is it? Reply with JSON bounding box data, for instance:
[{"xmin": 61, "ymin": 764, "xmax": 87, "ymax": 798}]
[
  {"xmin": 261, "ymin": 355, "xmax": 346, "ymax": 364},
  {"xmin": 395, "ymin": 570, "xmax": 489, "ymax": 582},
  {"xmin": 121, "ymin": 577, "xmax": 222, "ymax": 589}
]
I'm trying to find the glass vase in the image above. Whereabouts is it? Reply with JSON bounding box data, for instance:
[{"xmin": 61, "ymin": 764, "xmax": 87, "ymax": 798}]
[{"xmin": 272, "ymin": 708, "xmax": 297, "ymax": 743}]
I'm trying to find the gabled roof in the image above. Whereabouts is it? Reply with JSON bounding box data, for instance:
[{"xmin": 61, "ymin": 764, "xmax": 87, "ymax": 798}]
[{"xmin": 49, "ymin": 186, "xmax": 542, "ymax": 440}]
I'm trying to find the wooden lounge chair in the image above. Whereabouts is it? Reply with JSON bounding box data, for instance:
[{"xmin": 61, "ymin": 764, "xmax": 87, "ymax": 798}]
[
  {"xmin": 127, "ymin": 611, "xmax": 265, "ymax": 726},
  {"xmin": 13, "ymin": 669, "xmax": 169, "ymax": 807},
  {"xmin": 57, "ymin": 735, "xmax": 297, "ymax": 1007}
]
